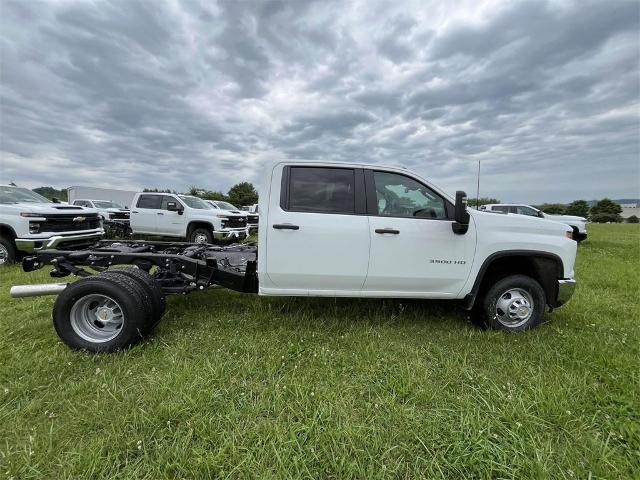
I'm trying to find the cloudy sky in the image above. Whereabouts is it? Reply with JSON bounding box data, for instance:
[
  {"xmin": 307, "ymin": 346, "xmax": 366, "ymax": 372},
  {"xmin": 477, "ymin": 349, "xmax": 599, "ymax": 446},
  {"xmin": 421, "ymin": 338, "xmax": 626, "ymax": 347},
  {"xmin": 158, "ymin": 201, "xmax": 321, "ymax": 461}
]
[{"xmin": 1, "ymin": 0, "xmax": 639, "ymax": 203}]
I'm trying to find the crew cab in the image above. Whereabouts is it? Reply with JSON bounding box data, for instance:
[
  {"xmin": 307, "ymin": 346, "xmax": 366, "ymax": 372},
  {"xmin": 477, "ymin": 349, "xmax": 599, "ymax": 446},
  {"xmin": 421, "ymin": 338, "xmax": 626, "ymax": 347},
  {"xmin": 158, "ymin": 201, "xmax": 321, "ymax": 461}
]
[
  {"xmin": 0, "ymin": 185, "xmax": 103, "ymax": 265},
  {"xmin": 129, "ymin": 192, "xmax": 247, "ymax": 243},
  {"xmin": 207, "ymin": 200, "xmax": 258, "ymax": 232},
  {"xmin": 72, "ymin": 199, "xmax": 130, "ymax": 221},
  {"xmin": 481, "ymin": 204, "xmax": 587, "ymax": 242},
  {"xmin": 11, "ymin": 161, "xmax": 578, "ymax": 352}
]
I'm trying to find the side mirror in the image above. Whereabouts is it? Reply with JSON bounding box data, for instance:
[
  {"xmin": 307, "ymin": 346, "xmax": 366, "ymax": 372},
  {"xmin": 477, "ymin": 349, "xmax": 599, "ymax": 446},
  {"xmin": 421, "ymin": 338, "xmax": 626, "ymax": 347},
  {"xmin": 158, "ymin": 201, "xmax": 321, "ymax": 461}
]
[
  {"xmin": 166, "ymin": 202, "xmax": 183, "ymax": 215},
  {"xmin": 452, "ymin": 191, "xmax": 470, "ymax": 235}
]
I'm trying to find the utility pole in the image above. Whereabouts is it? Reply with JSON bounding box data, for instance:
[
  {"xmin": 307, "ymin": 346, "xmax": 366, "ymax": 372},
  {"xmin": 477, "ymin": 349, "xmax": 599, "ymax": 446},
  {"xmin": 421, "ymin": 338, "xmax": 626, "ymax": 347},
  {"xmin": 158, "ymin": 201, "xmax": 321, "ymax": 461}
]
[{"xmin": 476, "ymin": 160, "xmax": 481, "ymax": 209}]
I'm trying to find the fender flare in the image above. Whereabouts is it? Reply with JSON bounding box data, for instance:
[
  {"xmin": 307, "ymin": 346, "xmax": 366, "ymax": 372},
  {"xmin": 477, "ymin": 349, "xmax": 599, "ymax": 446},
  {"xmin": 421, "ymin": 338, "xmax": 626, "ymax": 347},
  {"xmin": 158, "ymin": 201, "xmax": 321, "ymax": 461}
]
[{"xmin": 463, "ymin": 250, "xmax": 564, "ymax": 309}]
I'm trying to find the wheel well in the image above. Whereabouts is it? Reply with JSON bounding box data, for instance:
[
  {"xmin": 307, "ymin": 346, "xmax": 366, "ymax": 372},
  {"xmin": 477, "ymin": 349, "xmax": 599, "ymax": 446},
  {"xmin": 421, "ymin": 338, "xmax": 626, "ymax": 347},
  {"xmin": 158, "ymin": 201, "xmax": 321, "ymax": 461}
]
[
  {"xmin": 0, "ymin": 224, "xmax": 17, "ymax": 240},
  {"xmin": 187, "ymin": 221, "xmax": 213, "ymax": 236},
  {"xmin": 468, "ymin": 253, "xmax": 563, "ymax": 309}
]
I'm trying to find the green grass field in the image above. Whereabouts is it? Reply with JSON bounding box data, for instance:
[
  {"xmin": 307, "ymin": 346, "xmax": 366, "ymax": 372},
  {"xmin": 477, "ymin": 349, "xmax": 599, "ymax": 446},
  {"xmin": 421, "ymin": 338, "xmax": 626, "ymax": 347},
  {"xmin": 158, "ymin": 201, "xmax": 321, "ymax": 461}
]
[{"xmin": 1, "ymin": 224, "xmax": 638, "ymax": 479}]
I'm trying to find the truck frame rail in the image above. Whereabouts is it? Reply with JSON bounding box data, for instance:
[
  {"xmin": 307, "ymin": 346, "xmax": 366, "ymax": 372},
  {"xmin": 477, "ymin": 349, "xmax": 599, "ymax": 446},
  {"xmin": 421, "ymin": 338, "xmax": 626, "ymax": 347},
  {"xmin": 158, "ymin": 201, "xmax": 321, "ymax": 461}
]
[{"xmin": 21, "ymin": 240, "xmax": 258, "ymax": 295}]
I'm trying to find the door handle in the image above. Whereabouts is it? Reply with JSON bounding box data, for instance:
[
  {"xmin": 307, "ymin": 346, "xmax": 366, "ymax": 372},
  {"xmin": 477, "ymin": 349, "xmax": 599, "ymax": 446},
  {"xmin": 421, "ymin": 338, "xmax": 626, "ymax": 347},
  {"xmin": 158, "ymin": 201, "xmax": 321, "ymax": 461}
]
[
  {"xmin": 273, "ymin": 223, "xmax": 299, "ymax": 230},
  {"xmin": 131, "ymin": 211, "xmax": 139, "ymax": 214},
  {"xmin": 375, "ymin": 228, "xmax": 400, "ymax": 234},
  {"xmin": 157, "ymin": 212, "xmax": 164, "ymax": 215}
]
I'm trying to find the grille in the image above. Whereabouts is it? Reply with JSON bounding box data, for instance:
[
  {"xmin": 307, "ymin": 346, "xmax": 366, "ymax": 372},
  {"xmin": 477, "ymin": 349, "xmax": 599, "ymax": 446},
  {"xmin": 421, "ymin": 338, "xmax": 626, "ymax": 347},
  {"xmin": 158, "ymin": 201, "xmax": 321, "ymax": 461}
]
[
  {"xmin": 109, "ymin": 211, "xmax": 130, "ymax": 220},
  {"xmin": 247, "ymin": 214, "xmax": 259, "ymax": 224},
  {"xmin": 222, "ymin": 217, "xmax": 247, "ymax": 229},
  {"xmin": 39, "ymin": 214, "xmax": 101, "ymax": 232}
]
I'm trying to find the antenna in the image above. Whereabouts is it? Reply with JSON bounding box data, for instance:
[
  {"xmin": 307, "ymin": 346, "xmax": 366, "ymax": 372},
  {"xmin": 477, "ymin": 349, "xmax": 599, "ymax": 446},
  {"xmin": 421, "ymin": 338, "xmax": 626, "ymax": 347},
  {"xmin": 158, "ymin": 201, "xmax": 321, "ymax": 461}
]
[{"xmin": 476, "ymin": 160, "xmax": 481, "ymax": 209}]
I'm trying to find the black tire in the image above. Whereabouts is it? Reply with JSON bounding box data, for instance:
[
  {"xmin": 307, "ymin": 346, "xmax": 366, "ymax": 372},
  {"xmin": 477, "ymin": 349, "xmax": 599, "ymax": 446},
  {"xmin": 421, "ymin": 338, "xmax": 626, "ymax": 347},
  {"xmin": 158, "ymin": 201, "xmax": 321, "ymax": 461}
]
[
  {"xmin": 189, "ymin": 227, "xmax": 212, "ymax": 244},
  {"xmin": 53, "ymin": 275, "xmax": 153, "ymax": 352},
  {"xmin": 0, "ymin": 235, "xmax": 16, "ymax": 266},
  {"xmin": 107, "ymin": 267, "xmax": 166, "ymax": 327},
  {"xmin": 479, "ymin": 274, "xmax": 546, "ymax": 332}
]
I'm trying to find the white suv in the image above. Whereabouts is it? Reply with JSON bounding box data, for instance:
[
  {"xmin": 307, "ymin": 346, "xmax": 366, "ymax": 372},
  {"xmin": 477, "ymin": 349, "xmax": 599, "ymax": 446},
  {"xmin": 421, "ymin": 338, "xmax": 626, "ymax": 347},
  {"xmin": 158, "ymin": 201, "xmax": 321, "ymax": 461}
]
[{"xmin": 481, "ymin": 204, "xmax": 587, "ymax": 242}]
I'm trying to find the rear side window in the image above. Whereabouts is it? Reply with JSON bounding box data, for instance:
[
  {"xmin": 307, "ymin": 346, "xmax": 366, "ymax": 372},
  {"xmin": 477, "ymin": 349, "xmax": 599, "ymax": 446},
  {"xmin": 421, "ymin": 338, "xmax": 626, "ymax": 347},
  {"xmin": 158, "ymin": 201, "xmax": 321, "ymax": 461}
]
[
  {"xmin": 493, "ymin": 206, "xmax": 510, "ymax": 213},
  {"xmin": 136, "ymin": 195, "xmax": 162, "ymax": 209},
  {"xmin": 287, "ymin": 167, "xmax": 355, "ymax": 214}
]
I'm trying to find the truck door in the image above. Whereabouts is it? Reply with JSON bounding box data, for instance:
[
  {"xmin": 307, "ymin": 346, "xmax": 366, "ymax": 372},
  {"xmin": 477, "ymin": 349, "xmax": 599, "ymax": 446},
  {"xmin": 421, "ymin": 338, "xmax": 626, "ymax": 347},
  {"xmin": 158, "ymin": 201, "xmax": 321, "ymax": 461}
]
[
  {"xmin": 159, "ymin": 195, "xmax": 187, "ymax": 236},
  {"xmin": 131, "ymin": 194, "xmax": 162, "ymax": 233},
  {"xmin": 363, "ymin": 170, "xmax": 475, "ymax": 297},
  {"xmin": 264, "ymin": 165, "xmax": 370, "ymax": 294}
]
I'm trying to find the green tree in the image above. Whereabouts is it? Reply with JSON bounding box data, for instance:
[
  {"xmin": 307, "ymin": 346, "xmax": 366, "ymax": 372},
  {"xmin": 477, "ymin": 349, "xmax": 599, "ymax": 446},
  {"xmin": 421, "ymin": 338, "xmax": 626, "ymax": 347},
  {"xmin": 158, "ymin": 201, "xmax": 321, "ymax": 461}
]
[
  {"xmin": 536, "ymin": 203, "xmax": 566, "ymax": 215},
  {"xmin": 33, "ymin": 186, "xmax": 68, "ymax": 202},
  {"xmin": 467, "ymin": 197, "xmax": 500, "ymax": 208},
  {"xmin": 564, "ymin": 200, "xmax": 589, "ymax": 218},
  {"xmin": 202, "ymin": 190, "xmax": 228, "ymax": 201},
  {"xmin": 591, "ymin": 198, "xmax": 622, "ymax": 217},
  {"xmin": 626, "ymin": 215, "xmax": 639, "ymax": 224},
  {"xmin": 227, "ymin": 182, "xmax": 258, "ymax": 207},
  {"xmin": 591, "ymin": 213, "xmax": 623, "ymax": 223}
]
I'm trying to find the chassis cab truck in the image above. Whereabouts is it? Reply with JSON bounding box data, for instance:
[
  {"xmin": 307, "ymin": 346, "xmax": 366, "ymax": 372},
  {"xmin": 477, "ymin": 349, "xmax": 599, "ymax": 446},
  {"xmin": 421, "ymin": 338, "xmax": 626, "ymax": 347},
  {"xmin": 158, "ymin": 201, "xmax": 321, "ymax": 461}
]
[{"xmin": 12, "ymin": 161, "xmax": 578, "ymax": 352}]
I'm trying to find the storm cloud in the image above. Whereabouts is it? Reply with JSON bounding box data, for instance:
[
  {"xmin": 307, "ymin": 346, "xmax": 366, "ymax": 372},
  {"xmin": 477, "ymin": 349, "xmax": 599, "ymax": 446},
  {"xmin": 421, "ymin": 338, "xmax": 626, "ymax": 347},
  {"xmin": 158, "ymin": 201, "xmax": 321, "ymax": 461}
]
[{"xmin": 1, "ymin": 0, "xmax": 638, "ymax": 202}]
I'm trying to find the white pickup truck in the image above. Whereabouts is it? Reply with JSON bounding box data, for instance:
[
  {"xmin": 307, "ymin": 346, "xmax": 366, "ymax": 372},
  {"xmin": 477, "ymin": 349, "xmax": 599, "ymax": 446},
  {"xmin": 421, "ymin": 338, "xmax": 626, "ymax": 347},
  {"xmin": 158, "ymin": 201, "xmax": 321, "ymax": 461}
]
[
  {"xmin": 481, "ymin": 204, "xmax": 587, "ymax": 242},
  {"xmin": 12, "ymin": 161, "xmax": 578, "ymax": 352},
  {"xmin": 208, "ymin": 200, "xmax": 259, "ymax": 232},
  {"xmin": 129, "ymin": 192, "xmax": 247, "ymax": 243},
  {"xmin": 0, "ymin": 185, "xmax": 103, "ymax": 265}
]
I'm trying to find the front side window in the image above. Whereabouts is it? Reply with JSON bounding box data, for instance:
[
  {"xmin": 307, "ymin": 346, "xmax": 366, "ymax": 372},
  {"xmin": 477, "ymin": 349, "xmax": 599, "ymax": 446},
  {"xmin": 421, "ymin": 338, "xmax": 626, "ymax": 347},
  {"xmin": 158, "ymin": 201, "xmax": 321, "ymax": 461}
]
[
  {"xmin": 288, "ymin": 167, "xmax": 355, "ymax": 214},
  {"xmin": 160, "ymin": 195, "xmax": 181, "ymax": 210},
  {"xmin": 373, "ymin": 171, "xmax": 447, "ymax": 219},
  {"xmin": 516, "ymin": 206, "xmax": 539, "ymax": 217},
  {"xmin": 136, "ymin": 195, "xmax": 162, "ymax": 209}
]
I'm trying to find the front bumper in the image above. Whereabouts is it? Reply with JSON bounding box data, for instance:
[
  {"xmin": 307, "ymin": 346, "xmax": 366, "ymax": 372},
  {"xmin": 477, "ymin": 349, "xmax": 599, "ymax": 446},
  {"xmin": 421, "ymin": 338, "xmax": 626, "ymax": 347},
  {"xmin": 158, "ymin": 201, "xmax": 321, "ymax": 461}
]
[
  {"xmin": 15, "ymin": 231, "xmax": 104, "ymax": 253},
  {"xmin": 555, "ymin": 278, "xmax": 577, "ymax": 307},
  {"xmin": 213, "ymin": 228, "xmax": 247, "ymax": 241}
]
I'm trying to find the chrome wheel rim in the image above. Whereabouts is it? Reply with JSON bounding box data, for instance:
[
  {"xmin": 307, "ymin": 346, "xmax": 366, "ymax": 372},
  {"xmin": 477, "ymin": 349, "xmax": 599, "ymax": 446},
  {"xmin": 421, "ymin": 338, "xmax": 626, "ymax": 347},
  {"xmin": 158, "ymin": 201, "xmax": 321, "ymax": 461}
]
[
  {"xmin": 193, "ymin": 233, "xmax": 209, "ymax": 244},
  {"xmin": 0, "ymin": 244, "xmax": 8, "ymax": 265},
  {"xmin": 495, "ymin": 288, "xmax": 534, "ymax": 327},
  {"xmin": 70, "ymin": 294, "xmax": 124, "ymax": 343}
]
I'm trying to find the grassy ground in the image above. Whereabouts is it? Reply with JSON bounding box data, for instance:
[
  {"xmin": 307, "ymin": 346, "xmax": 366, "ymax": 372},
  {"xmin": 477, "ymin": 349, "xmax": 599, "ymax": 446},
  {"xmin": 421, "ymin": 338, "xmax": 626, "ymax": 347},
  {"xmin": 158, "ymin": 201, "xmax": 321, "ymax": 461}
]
[{"xmin": 1, "ymin": 224, "xmax": 638, "ymax": 479}]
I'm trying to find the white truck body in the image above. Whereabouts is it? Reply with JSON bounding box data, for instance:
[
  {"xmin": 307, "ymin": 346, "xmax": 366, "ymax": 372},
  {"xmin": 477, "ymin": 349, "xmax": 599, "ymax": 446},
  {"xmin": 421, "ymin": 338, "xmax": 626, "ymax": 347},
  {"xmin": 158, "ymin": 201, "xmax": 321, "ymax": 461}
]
[
  {"xmin": 207, "ymin": 200, "xmax": 258, "ymax": 231},
  {"xmin": 258, "ymin": 162, "xmax": 577, "ymax": 298},
  {"xmin": 130, "ymin": 193, "xmax": 247, "ymax": 242},
  {"xmin": 480, "ymin": 204, "xmax": 587, "ymax": 241}
]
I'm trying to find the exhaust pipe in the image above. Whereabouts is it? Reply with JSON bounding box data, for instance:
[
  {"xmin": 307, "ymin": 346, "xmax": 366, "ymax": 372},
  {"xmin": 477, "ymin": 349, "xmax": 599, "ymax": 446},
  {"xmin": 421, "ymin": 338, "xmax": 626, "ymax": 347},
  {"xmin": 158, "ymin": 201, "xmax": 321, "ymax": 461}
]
[{"xmin": 10, "ymin": 283, "xmax": 68, "ymax": 298}]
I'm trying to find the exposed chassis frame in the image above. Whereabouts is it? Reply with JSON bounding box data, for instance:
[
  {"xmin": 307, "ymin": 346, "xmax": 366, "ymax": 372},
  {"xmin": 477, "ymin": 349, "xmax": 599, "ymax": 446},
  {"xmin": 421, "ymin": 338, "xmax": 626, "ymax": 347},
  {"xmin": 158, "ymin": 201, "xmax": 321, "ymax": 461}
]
[{"xmin": 22, "ymin": 240, "xmax": 258, "ymax": 295}]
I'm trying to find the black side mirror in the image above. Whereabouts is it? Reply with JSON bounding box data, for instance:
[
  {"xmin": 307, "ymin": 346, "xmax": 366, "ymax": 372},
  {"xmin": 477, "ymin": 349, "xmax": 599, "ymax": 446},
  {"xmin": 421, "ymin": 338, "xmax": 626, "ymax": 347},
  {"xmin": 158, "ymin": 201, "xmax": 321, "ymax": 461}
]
[
  {"xmin": 452, "ymin": 191, "xmax": 470, "ymax": 235},
  {"xmin": 166, "ymin": 201, "xmax": 183, "ymax": 214},
  {"xmin": 52, "ymin": 197, "xmax": 60, "ymax": 204}
]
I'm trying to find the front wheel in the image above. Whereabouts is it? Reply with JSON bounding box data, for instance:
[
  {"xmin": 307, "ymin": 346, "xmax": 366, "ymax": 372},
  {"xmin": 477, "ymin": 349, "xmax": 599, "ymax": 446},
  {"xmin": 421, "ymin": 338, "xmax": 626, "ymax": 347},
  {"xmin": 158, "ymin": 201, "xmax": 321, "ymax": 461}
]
[
  {"xmin": 189, "ymin": 228, "xmax": 212, "ymax": 244},
  {"xmin": 479, "ymin": 274, "xmax": 546, "ymax": 331},
  {"xmin": 0, "ymin": 235, "xmax": 16, "ymax": 266}
]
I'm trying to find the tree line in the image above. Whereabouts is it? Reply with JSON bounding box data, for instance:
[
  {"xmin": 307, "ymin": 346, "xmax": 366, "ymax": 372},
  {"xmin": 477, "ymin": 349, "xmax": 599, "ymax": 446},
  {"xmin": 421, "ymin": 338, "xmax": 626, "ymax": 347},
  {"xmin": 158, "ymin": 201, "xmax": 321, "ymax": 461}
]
[{"xmin": 144, "ymin": 182, "xmax": 259, "ymax": 208}]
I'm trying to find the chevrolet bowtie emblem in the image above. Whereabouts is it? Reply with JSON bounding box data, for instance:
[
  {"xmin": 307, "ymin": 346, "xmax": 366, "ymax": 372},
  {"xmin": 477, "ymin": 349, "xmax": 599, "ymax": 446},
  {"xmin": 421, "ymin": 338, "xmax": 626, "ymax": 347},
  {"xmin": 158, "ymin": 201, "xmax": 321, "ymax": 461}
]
[{"xmin": 72, "ymin": 216, "xmax": 86, "ymax": 222}]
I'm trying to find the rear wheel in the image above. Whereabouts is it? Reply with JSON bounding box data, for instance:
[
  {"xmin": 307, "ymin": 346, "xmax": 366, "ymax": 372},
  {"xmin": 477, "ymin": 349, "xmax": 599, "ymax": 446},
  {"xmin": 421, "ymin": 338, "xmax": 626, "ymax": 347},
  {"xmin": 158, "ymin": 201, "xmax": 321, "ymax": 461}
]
[
  {"xmin": 0, "ymin": 235, "xmax": 16, "ymax": 266},
  {"xmin": 53, "ymin": 275, "xmax": 152, "ymax": 352},
  {"xmin": 107, "ymin": 266, "xmax": 166, "ymax": 328},
  {"xmin": 479, "ymin": 274, "xmax": 546, "ymax": 331},
  {"xmin": 189, "ymin": 228, "xmax": 212, "ymax": 244}
]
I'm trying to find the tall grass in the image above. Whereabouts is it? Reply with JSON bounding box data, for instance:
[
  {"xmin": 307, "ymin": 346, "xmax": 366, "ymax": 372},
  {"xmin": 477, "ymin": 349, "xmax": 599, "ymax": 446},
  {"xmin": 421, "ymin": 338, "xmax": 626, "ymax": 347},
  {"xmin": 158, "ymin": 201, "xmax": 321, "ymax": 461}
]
[{"xmin": 1, "ymin": 224, "xmax": 638, "ymax": 479}]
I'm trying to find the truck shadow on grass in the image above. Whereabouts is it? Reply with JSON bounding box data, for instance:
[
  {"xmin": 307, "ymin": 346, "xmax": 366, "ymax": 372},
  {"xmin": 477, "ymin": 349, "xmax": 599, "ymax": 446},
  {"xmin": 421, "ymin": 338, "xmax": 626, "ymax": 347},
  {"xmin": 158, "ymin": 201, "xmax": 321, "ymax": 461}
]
[{"xmin": 163, "ymin": 289, "xmax": 473, "ymax": 336}]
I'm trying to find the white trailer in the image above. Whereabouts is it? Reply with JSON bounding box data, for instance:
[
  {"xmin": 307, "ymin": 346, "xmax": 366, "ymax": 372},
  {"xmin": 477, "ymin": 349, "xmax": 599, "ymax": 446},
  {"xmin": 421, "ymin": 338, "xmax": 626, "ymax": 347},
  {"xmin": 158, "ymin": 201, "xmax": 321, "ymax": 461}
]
[{"xmin": 68, "ymin": 186, "xmax": 138, "ymax": 209}]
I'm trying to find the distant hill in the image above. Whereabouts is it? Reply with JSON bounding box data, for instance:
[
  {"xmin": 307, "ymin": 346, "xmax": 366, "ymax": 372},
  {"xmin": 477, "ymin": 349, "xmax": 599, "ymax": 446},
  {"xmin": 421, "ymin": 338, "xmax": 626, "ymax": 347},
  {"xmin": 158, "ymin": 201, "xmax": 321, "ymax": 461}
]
[{"xmin": 586, "ymin": 199, "xmax": 639, "ymax": 207}]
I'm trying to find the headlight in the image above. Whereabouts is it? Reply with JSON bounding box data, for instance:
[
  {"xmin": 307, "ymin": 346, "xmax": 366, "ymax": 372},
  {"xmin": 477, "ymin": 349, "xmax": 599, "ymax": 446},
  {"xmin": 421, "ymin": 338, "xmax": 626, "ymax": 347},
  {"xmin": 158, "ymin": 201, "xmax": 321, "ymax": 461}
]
[
  {"xmin": 29, "ymin": 221, "xmax": 41, "ymax": 234},
  {"xmin": 216, "ymin": 215, "xmax": 229, "ymax": 219}
]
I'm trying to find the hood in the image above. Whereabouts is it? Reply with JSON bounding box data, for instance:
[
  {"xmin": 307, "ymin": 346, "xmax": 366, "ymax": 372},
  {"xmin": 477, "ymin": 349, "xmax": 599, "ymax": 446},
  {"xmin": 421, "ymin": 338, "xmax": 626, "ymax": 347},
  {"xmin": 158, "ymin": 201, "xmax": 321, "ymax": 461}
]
[
  {"xmin": 470, "ymin": 208, "xmax": 570, "ymax": 234},
  {"xmin": 544, "ymin": 213, "xmax": 587, "ymax": 222},
  {"xmin": 2, "ymin": 202, "xmax": 99, "ymax": 215}
]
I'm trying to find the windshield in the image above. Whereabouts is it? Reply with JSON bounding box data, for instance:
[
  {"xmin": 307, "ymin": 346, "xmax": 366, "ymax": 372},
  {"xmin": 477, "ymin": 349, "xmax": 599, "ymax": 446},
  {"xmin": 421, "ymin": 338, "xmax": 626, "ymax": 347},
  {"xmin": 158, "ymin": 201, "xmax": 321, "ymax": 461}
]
[
  {"xmin": 93, "ymin": 201, "xmax": 123, "ymax": 209},
  {"xmin": 178, "ymin": 195, "xmax": 212, "ymax": 210},
  {"xmin": 215, "ymin": 201, "xmax": 238, "ymax": 210},
  {"xmin": 0, "ymin": 186, "xmax": 51, "ymax": 204}
]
